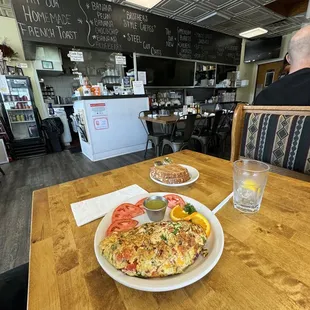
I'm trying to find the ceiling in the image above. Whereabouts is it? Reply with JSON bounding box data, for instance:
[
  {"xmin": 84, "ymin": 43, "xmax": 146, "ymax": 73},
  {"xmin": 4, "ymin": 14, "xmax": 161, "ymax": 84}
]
[
  {"xmin": 1, "ymin": 0, "xmax": 308, "ymax": 38},
  {"xmin": 108, "ymin": 0, "xmax": 309, "ymax": 38}
]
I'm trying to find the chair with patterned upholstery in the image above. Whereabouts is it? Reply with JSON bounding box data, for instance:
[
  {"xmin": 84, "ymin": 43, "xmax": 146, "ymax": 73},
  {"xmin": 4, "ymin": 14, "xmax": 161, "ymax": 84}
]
[{"xmin": 231, "ymin": 104, "xmax": 310, "ymax": 181}]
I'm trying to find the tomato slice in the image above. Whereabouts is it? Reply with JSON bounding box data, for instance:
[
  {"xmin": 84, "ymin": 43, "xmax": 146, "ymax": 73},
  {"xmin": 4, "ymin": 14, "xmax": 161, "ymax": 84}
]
[
  {"xmin": 106, "ymin": 219, "xmax": 138, "ymax": 236},
  {"xmin": 112, "ymin": 203, "xmax": 145, "ymax": 222},
  {"xmin": 135, "ymin": 198, "xmax": 147, "ymax": 209},
  {"xmin": 164, "ymin": 194, "xmax": 185, "ymax": 209},
  {"xmin": 123, "ymin": 262, "xmax": 137, "ymax": 271}
]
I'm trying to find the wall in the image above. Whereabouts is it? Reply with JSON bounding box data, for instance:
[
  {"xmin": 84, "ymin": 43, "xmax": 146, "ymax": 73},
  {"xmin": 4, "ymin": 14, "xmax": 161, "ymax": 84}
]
[
  {"xmin": 0, "ymin": 17, "xmax": 47, "ymax": 118},
  {"xmin": 236, "ymin": 39, "xmax": 256, "ymax": 104},
  {"xmin": 236, "ymin": 31, "xmax": 296, "ymax": 104}
]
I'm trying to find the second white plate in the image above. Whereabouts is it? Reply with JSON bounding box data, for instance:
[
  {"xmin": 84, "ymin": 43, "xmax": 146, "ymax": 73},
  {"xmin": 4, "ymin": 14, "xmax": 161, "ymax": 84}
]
[{"xmin": 150, "ymin": 164, "xmax": 199, "ymax": 187}]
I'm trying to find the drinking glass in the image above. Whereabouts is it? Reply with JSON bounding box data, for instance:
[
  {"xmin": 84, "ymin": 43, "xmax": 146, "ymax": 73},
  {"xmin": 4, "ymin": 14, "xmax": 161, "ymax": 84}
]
[{"xmin": 233, "ymin": 159, "xmax": 270, "ymax": 213}]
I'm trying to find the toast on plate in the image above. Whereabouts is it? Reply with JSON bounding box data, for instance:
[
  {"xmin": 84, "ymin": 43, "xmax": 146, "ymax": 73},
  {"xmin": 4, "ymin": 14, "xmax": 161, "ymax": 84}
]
[{"xmin": 150, "ymin": 164, "xmax": 190, "ymax": 184}]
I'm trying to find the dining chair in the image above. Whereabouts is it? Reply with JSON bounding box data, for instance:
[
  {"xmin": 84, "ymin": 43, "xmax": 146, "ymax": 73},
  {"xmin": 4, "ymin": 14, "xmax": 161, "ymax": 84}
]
[
  {"xmin": 191, "ymin": 111, "xmax": 223, "ymax": 154},
  {"xmin": 231, "ymin": 104, "xmax": 310, "ymax": 181},
  {"xmin": 161, "ymin": 114, "xmax": 198, "ymax": 154},
  {"xmin": 139, "ymin": 111, "xmax": 170, "ymax": 158},
  {"xmin": 217, "ymin": 103, "xmax": 238, "ymax": 154}
]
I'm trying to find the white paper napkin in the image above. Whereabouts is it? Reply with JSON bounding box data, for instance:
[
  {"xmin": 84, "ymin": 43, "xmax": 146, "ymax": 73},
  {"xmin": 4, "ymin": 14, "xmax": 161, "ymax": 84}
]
[{"xmin": 71, "ymin": 184, "xmax": 148, "ymax": 227}]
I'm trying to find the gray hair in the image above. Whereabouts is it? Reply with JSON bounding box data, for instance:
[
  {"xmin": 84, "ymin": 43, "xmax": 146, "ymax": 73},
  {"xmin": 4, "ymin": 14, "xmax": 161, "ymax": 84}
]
[{"xmin": 288, "ymin": 30, "xmax": 310, "ymax": 64}]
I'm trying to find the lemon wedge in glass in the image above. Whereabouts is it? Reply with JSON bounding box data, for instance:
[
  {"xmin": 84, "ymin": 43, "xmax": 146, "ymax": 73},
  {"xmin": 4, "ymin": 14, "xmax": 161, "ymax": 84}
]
[{"xmin": 242, "ymin": 179, "xmax": 260, "ymax": 192}]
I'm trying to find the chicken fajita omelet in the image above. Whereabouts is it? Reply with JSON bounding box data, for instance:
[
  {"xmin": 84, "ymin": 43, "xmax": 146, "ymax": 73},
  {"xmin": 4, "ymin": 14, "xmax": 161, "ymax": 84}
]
[{"xmin": 100, "ymin": 221, "xmax": 207, "ymax": 278}]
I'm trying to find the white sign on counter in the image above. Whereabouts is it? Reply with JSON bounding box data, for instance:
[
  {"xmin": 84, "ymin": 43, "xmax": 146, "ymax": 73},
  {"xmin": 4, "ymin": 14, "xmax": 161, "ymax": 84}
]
[
  {"xmin": 90, "ymin": 103, "xmax": 107, "ymax": 117},
  {"xmin": 133, "ymin": 81, "xmax": 145, "ymax": 95},
  {"xmin": 115, "ymin": 55, "xmax": 126, "ymax": 65},
  {"xmin": 94, "ymin": 117, "xmax": 109, "ymax": 130},
  {"xmin": 90, "ymin": 103, "xmax": 109, "ymax": 130},
  {"xmin": 138, "ymin": 71, "xmax": 147, "ymax": 85}
]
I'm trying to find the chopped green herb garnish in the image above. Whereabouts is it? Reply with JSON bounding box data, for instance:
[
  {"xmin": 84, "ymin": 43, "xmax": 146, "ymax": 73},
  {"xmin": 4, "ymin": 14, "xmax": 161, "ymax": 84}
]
[
  {"xmin": 172, "ymin": 228, "xmax": 179, "ymax": 235},
  {"xmin": 202, "ymin": 236, "xmax": 207, "ymax": 243},
  {"xmin": 111, "ymin": 244, "xmax": 117, "ymax": 251},
  {"xmin": 172, "ymin": 222, "xmax": 181, "ymax": 235},
  {"xmin": 161, "ymin": 234, "xmax": 168, "ymax": 242},
  {"xmin": 184, "ymin": 203, "xmax": 197, "ymax": 215}
]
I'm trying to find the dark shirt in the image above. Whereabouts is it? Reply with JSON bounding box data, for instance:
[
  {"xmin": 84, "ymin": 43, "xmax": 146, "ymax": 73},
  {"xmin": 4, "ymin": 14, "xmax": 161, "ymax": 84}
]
[{"xmin": 254, "ymin": 68, "xmax": 310, "ymax": 106}]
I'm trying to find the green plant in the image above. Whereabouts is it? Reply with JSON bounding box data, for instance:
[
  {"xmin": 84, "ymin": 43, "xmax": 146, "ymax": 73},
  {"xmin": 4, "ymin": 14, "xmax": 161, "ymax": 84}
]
[{"xmin": 0, "ymin": 38, "xmax": 18, "ymax": 60}]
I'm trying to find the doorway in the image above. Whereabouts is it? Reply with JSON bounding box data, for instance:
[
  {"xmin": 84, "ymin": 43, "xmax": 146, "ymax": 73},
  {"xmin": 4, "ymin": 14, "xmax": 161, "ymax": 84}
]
[{"xmin": 255, "ymin": 60, "xmax": 283, "ymax": 98}]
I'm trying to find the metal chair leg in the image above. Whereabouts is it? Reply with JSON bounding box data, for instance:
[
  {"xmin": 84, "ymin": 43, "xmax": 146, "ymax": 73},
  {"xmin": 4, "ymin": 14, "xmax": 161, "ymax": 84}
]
[
  {"xmin": 202, "ymin": 142, "xmax": 208, "ymax": 154},
  {"xmin": 161, "ymin": 142, "xmax": 166, "ymax": 156},
  {"xmin": 179, "ymin": 143, "xmax": 188, "ymax": 151},
  {"xmin": 0, "ymin": 166, "xmax": 4, "ymax": 176},
  {"xmin": 222, "ymin": 134, "xmax": 228, "ymax": 155},
  {"xmin": 155, "ymin": 144, "xmax": 161, "ymax": 157},
  {"xmin": 161, "ymin": 141, "xmax": 173, "ymax": 155},
  {"xmin": 144, "ymin": 139, "xmax": 149, "ymax": 159}
]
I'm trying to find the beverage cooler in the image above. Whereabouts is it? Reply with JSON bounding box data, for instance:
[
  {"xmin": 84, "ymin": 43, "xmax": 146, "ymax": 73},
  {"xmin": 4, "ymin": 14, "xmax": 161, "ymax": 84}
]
[
  {"xmin": 0, "ymin": 76, "xmax": 46, "ymax": 159},
  {"xmin": 1, "ymin": 76, "xmax": 42, "ymax": 140}
]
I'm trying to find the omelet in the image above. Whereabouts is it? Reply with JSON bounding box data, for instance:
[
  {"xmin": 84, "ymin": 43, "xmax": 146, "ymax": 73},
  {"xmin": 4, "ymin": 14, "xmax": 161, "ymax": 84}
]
[{"xmin": 100, "ymin": 221, "xmax": 207, "ymax": 278}]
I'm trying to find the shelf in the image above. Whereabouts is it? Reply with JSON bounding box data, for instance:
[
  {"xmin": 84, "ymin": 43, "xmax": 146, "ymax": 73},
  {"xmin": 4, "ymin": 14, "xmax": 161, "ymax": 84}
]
[
  {"xmin": 105, "ymin": 83, "xmax": 121, "ymax": 87},
  {"xmin": 11, "ymin": 121, "xmax": 36, "ymax": 124},
  {"xmin": 102, "ymin": 75, "xmax": 121, "ymax": 78},
  {"xmin": 0, "ymin": 131, "xmax": 6, "ymax": 134},
  {"xmin": 52, "ymin": 104, "xmax": 74, "ymax": 107},
  {"xmin": 201, "ymin": 101, "xmax": 239, "ymax": 105},
  {"xmin": 196, "ymin": 69, "xmax": 216, "ymax": 72},
  {"xmin": 215, "ymin": 87, "xmax": 239, "ymax": 89},
  {"xmin": 151, "ymin": 106, "xmax": 182, "ymax": 110},
  {"xmin": 7, "ymin": 109, "xmax": 33, "ymax": 111},
  {"xmin": 145, "ymin": 86, "xmax": 242, "ymax": 89},
  {"xmin": 4, "ymin": 101, "xmax": 31, "ymax": 103}
]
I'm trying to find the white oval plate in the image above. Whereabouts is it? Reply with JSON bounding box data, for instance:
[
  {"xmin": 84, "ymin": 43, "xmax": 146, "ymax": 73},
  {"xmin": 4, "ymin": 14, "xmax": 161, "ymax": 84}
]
[
  {"xmin": 150, "ymin": 165, "xmax": 200, "ymax": 187},
  {"xmin": 94, "ymin": 193, "xmax": 224, "ymax": 292}
]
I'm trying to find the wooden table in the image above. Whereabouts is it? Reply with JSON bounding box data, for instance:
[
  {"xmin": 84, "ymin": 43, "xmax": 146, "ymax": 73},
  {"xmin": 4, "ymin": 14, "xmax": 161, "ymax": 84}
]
[
  {"xmin": 139, "ymin": 114, "xmax": 211, "ymax": 125},
  {"xmin": 29, "ymin": 150, "xmax": 310, "ymax": 309}
]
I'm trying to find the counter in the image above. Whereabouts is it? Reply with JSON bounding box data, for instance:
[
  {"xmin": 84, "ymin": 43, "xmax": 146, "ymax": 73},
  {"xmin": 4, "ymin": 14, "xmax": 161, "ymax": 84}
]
[
  {"xmin": 73, "ymin": 95, "xmax": 148, "ymax": 100},
  {"xmin": 73, "ymin": 96, "xmax": 149, "ymax": 161}
]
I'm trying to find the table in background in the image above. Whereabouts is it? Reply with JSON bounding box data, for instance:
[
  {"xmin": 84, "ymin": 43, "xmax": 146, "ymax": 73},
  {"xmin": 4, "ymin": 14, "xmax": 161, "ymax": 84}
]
[
  {"xmin": 29, "ymin": 150, "xmax": 310, "ymax": 309},
  {"xmin": 139, "ymin": 114, "xmax": 212, "ymax": 125},
  {"xmin": 139, "ymin": 114, "xmax": 212, "ymax": 134}
]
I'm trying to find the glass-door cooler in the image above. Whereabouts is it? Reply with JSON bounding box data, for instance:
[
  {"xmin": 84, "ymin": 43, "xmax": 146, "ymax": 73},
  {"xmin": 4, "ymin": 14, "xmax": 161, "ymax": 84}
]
[{"xmin": 1, "ymin": 76, "xmax": 41, "ymax": 141}]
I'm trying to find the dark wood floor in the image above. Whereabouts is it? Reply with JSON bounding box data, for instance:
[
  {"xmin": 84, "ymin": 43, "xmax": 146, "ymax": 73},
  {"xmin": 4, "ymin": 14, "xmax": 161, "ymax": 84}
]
[{"xmin": 0, "ymin": 149, "xmax": 154, "ymax": 274}]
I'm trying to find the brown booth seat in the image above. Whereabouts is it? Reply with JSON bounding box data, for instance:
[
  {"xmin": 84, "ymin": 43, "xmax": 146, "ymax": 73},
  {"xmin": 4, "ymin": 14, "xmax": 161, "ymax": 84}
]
[{"xmin": 231, "ymin": 104, "xmax": 310, "ymax": 182}]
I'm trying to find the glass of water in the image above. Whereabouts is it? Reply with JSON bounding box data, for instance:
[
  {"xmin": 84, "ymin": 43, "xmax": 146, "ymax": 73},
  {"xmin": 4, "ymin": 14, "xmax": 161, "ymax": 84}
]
[{"xmin": 233, "ymin": 159, "xmax": 270, "ymax": 213}]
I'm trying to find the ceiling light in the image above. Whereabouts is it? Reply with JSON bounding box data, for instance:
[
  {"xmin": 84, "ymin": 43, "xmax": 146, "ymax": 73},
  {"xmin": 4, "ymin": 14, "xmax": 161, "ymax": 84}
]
[
  {"xmin": 239, "ymin": 27, "xmax": 268, "ymax": 38},
  {"xmin": 125, "ymin": 0, "xmax": 161, "ymax": 8},
  {"xmin": 197, "ymin": 12, "xmax": 230, "ymax": 25}
]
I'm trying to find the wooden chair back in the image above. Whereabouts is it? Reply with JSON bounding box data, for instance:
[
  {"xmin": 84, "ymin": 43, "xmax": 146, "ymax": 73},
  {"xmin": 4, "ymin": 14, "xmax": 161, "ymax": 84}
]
[{"xmin": 231, "ymin": 104, "xmax": 310, "ymax": 180}]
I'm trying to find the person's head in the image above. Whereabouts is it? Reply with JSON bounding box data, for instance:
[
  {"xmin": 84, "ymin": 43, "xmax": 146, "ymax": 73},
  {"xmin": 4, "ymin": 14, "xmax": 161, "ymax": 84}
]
[{"xmin": 288, "ymin": 25, "xmax": 310, "ymax": 73}]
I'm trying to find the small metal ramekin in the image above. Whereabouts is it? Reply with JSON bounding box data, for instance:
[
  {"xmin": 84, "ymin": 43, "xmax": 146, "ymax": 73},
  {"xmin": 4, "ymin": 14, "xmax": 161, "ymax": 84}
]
[{"xmin": 143, "ymin": 196, "xmax": 168, "ymax": 222}]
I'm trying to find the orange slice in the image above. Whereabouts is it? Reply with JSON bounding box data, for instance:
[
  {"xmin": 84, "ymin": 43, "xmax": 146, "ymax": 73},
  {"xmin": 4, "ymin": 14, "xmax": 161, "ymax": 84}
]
[
  {"xmin": 190, "ymin": 213, "xmax": 211, "ymax": 237},
  {"xmin": 170, "ymin": 205, "xmax": 198, "ymax": 221}
]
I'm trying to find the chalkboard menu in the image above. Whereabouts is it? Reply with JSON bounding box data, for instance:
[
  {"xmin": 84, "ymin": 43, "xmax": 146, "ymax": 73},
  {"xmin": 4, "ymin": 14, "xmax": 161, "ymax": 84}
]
[{"xmin": 13, "ymin": 0, "xmax": 242, "ymax": 65}]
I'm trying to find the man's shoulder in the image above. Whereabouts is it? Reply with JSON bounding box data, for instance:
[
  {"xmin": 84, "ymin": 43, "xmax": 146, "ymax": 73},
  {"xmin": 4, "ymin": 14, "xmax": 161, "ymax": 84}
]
[{"xmin": 253, "ymin": 68, "xmax": 310, "ymax": 105}]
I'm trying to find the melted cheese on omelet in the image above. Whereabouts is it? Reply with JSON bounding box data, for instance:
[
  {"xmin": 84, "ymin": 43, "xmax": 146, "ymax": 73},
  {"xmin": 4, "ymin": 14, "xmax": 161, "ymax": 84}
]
[{"xmin": 100, "ymin": 221, "xmax": 207, "ymax": 278}]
